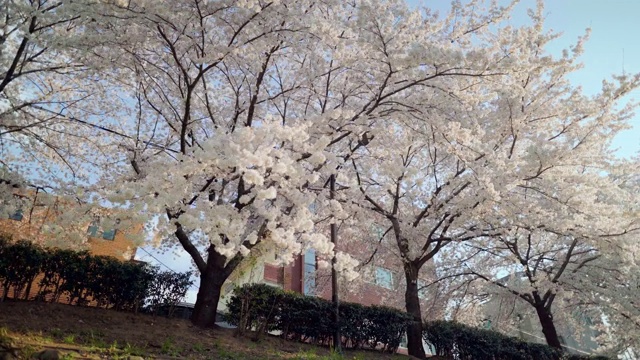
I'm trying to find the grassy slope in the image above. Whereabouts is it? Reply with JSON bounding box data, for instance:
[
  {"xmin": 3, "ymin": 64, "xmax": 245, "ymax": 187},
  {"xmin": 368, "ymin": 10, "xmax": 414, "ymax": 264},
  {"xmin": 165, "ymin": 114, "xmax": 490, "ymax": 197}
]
[{"xmin": 0, "ymin": 301, "xmax": 413, "ymax": 359}]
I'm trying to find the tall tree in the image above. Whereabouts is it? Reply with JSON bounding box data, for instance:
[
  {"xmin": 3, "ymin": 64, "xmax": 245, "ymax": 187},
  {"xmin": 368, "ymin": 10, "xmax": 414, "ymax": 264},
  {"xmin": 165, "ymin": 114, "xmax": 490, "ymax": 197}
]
[
  {"xmin": 94, "ymin": 0, "xmax": 403, "ymax": 327},
  {"xmin": 345, "ymin": 1, "xmax": 640, "ymax": 357},
  {"xmin": 461, "ymin": 169, "xmax": 640, "ymax": 353},
  {"xmin": 466, "ymin": 228, "xmax": 636, "ymax": 350},
  {"xmin": 93, "ymin": 0, "xmax": 524, "ymax": 332}
]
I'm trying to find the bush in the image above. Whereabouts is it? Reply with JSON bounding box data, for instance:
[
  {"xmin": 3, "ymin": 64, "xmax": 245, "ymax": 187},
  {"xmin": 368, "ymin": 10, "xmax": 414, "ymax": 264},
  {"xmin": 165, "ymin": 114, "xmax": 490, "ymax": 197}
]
[
  {"xmin": 277, "ymin": 292, "xmax": 328, "ymax": 343},
  {"xmin": 225, "ymin": 283, "xmax": 413, "ymax": 353},
  {"xmin": 338, "ymin": 302, "xmax": 368, "ymax": 349},
  {"xmin": 565, "ymin": 355, "xmax": 612, "ymax": 360},
  {"xmin": 423, "ymin": 320, "xmax": 562, "ymax": 360},
  {"xmin": 145, "ymin": 268, "xmax": 194, "ymax": 316},
  {"xmin": 0, "ymin": 237, "xmax": 191, "ymax": 313},
  {"xmin": 364, "ymin": 305, "xmax": 414, "ymax": 353},
  {"xmin": 226, "ymin": 283, "xmax": 285, "ymax": 337},
  {"xmin": 36, "ymin": 248, "xmax": 80, "ymax": 302},
  {"xmin": 0, "ymin": 239, "xmax": 46, "ymax": 301}
]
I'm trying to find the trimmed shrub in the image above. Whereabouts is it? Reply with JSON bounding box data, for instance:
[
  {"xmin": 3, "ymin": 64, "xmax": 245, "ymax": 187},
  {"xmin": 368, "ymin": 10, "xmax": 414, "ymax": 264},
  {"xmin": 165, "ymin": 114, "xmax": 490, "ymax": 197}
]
[
  {"xmin": 225, "ymin": 283, "xmax": 413, "ymax": 353},
  {"xmin": 226, "ymin": 283, "xmax": 284, "ymax": 335},
  {"xmin": 421, "ymin": 321, "xmax": 614, "ymax": 360},
  {"xmin": 365, "ymin": 305, "xmax": 414, "ymax": 353},
  {"xmin": 339, "ymin": 302, "xmax": 369, "ymax": 349},
  {"xmin": 278, "ymin": 291, "xmax": 333, "ymax": 343},
  {"xmin": 145, "ymin": 268, "xmax": 194, "ymax": 316},
  {"xmin": 422, "ymin": 320, "xmax": 608, "ymax": 360},
  {"xmin": 0, "ymin": 237, "xmax": 191, "ymax": 313},
  {"xmin": 0, "ymin": 239, "xmax": 46, "ymax": 301}
]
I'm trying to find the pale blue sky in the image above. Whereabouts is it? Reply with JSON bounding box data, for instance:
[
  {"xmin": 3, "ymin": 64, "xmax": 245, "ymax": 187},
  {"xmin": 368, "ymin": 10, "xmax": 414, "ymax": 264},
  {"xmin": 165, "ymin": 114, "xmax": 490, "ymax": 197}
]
[{"xmin": 139, "ymin": 1, "xmax": 640, "ymax": 302}]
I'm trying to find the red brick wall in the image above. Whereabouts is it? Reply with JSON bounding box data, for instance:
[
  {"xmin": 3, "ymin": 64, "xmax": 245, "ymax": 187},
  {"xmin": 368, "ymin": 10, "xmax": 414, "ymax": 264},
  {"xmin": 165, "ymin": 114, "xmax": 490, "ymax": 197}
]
[
  {"xmin": 0, "ymin": 191, "xmax": 141, "ymax": 306},
  {"xmin": 0, "ymin": 189, "xmax": 139, "ymax": 259},
  {"xmin": 263, "ymin": 230, "xmax": 444, "ymax": 319},
  {"xmin": 264, "ymin": 264, "xmax": 284, "ymax": 285},
  {"xmin": 289, "ymin": 256, "xmax": 303, "ymax": 293}
]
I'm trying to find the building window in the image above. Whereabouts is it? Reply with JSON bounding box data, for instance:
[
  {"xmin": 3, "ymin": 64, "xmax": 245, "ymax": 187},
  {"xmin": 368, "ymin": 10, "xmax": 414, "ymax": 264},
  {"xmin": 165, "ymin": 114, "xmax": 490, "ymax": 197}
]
[
  {"xmin": 102, "ymin": 229, "xmax": 116, "ymax": 240},
  {"xmin": 8, "ymin": 209, "xmax": 23, "ymax": 221},
  {"xmin": 375, "ymin": 267, "xmax": 393, "ymax": 289},
  {"xmin": 87, "ymin": 217, "xmax": 117, "ymax": 241},
  {"xmin": 87, "ymin": 220, "xmax": 99, "ymax": 237},
  {"xmin": 303, "ymin": 249, "xmax": 316, "ymax": 295},
  {"xmin": 308, "ymin": 202, "xmax": 318, "ymax": 214}
]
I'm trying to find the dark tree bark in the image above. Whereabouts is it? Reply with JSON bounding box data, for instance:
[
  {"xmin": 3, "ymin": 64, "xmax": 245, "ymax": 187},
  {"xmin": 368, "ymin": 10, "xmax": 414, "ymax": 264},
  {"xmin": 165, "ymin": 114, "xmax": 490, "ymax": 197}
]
[
  {"xmin": 191, "ymin": 265, "xmax": 225, "ymax": 327},
  {"xmin": 404, "ymin": 262, "xmax": 426, "ymax": 359},
  {"xmin": 534, "ymin": 303, "xmax": 563, "ymax": 350},
  {"xmin": 329, "ymin": 174, "xmax": 341, "ymax": 352},
  {"xmin": 190, "ymin": 240, "xmax": 245, "ymax": 328}
]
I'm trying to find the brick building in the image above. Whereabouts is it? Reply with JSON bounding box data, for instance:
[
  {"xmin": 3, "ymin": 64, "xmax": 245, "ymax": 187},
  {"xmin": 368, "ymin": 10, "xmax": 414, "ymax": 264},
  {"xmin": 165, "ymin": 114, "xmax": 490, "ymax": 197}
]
[
  {"xmin": 0, "ymin": 189, "xmax": 139, "ymax": 260},
  {"xmin": 216, "ymin": 224, "xmax": 442, "ymax": 354},
  {"xmin": 0, "ymin": 188, "xmax": 141, "ymax": 301},
  {"xmin": 223, "ymin": 234, "xmax": 439, "ymax": 311}
]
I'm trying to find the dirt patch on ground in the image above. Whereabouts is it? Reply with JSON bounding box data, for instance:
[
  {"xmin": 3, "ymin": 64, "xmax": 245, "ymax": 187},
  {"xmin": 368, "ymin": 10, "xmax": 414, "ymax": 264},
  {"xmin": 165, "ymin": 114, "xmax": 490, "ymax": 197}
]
[{"xmin": 0, "ymin": 301, "xmax": 413, "ymax": 359}]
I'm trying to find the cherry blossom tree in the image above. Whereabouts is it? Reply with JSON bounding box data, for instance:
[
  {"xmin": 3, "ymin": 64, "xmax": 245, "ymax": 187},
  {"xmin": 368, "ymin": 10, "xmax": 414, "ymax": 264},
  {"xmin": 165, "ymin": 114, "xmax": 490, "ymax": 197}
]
[
  {"xmin": 430, "ymin": 5, "xmax": 640, "ymax": 353},
  {"xmin": 465, "ymin": 225, "xmax": 637, "ymax": 349},
  {"xmin": 461, "ymin": 171, "xmax": 639, "ymax": 353},
  {"xmin": 593, "ymin": 263, "xmax": 640, "ymax": 356},
  {"xmin": 90, "ymin": 0, "xmax": 373, "ymax": 327},
  {"xmin": 88, "ymin": 0, "xmax": 525, "ymax": 333},
  {"xmin": 343, "ymin": 1, "xmax": 640, "ymax": 356}
]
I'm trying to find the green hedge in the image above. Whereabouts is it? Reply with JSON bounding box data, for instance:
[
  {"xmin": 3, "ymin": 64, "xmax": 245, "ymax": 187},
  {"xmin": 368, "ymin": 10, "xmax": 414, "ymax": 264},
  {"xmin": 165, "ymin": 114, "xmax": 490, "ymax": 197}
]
[
  {"xmin": 225, "ymin": 283, "xmax": 414, "ymax": 353},
  {"xmin": 0, "ymin": 237, "xmax": 192, "ymax": 312},
  {"xmin": 144, "ymin": 267, "xmax": 194, "ymax": 316},
  {"xmin": 565, "ymin": 356, "xmax": 612, "ymax": 360},
  {"xmin": 422, "ymin": 320, "xmax": 612, "ymax": 360},
  {"xmin": 423, "ymin": 320, "xmax": 557, "ymax": 359}
]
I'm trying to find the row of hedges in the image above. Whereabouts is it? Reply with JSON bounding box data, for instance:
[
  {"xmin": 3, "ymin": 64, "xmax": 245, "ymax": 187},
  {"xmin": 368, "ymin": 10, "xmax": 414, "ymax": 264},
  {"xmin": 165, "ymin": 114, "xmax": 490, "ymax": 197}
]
[
  {"xmin": 227, "ymin": 284, "xmax": 611, "ymax": 359},
  {"xmin": 0, "ymin": 237, "xmax": 192, "ymax": 313},
  {"xmin": 423, "ymin": 320, "xmax": 611, "ymax": 360},
  {"xmin": 225, "ymin": 283, "xmax": 414, "ymax": 353},
  {"xmin": 565, "ymin": 355, "xmax": 612, "ymax": 360}
]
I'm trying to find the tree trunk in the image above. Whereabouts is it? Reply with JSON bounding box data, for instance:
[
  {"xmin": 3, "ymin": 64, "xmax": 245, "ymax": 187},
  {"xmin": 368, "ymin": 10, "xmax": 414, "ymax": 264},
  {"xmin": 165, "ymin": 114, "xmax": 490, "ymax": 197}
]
[
  {"xmin": 191, "ymin": 263, "xmax": 225, "ymax": 328},
  {"xmin": 534, "ymin": 304, "xmax": 562, "ymax": 350},
  {"xmin": 186, "ymin": 234, "xmax": 247, "ymax": 328},
  {"xmin": 329, "ymin": 174, "xmax": 341, "ymax": 352},
  {"xmin": 24, "ymin": 277, "xmax": 35, "ymax": 300},
  {"xmin": 404, "ymin": 264, "xmax": 426, "ymax": 359}
]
